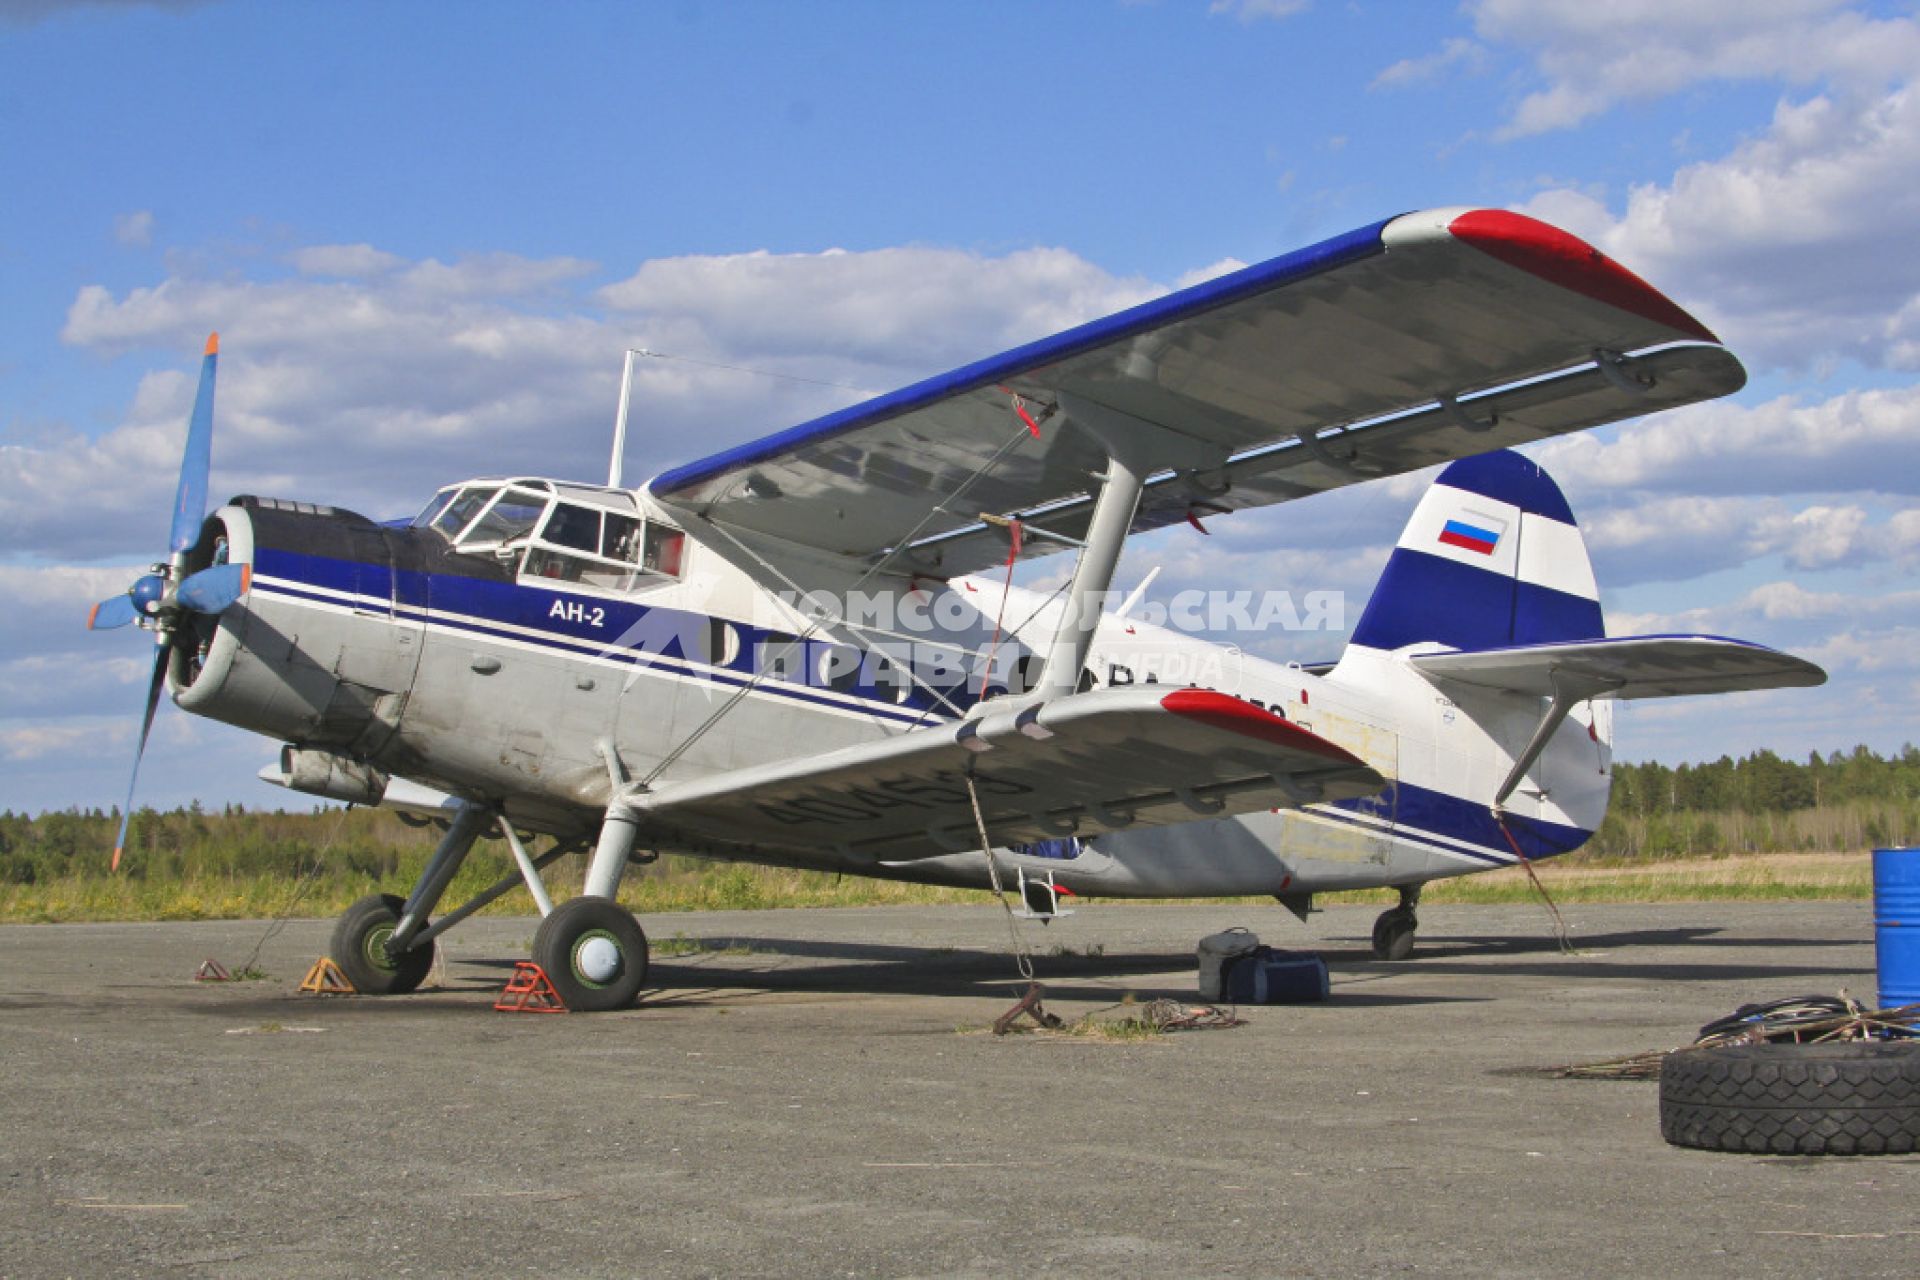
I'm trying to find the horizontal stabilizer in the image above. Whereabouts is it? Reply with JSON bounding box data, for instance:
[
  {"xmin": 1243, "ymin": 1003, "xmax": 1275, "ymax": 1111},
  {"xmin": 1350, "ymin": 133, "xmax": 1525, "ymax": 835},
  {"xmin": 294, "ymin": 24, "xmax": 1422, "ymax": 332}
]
[
  {"xmin": 1407, "ymin": 635, "xmax": 1826, "ymax": 700},
  {"xmin": 631, "ymin": 687, "xmax": 1384, "ymax": 862}
]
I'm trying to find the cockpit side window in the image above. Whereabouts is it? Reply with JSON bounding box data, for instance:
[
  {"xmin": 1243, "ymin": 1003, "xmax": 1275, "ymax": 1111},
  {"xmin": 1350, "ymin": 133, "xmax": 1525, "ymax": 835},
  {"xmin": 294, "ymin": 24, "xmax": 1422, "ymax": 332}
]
[
  {"xmin": 543, "ymin": 503, "xmax": 602, "ymax": 553},
  {"xmin": 508, "ymin": 499, "xmax": 686, "ymax": 594},
  {"xmin": 602, "ymin": 513, "xmax": 641, "ymax": 563}
]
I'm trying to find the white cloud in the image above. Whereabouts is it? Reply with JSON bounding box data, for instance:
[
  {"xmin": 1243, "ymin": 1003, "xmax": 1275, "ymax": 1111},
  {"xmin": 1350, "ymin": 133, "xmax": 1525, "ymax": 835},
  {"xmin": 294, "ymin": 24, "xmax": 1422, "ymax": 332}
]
[
  {"xmin": 1208, "ymin": 0, "xmax": 1309, "ymax": 22},
  {"xmin": 1525, "ymin": 86, "xmax": 1920, "ymax": 371},
  {"xmin": 0, "ymin": 0, "xmax": 211, "ymax": 25},
  {"xmin": 1371, "ymin": 38, "xmax": 1490, "ymax": 91},
  {"xmin": 289, "ymin": 243, "xmax": 404, "ymax": 278},
  {"xmin": 1537, "ymin": 385, "xmax": 1920, "ymax": 502},
  {"xmin": 1174, "ymin": 257, "xmax": 1248, "ymax": 289},
  {"xmin": 113, "ymin": 210, "xmax": 154, "ymax": 248},
  {"xmin": 1468, "ymin": 0, "xmax": 1920, "ymax": 137},
  {"xmin": 0, "ymin": 721, "xmax": 101, "ymax": 763},
  {"xmin": 599, "ymin": 246, "xmax": 1158, "ymax": 368},
  {"xmin": 18, "ymin": 241, "xmax": 1161, "ymax": 565}
]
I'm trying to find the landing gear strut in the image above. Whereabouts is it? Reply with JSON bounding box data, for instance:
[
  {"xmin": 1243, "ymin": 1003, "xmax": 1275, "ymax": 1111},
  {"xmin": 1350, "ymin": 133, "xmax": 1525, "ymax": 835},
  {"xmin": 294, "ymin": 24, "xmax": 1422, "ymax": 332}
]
[
  {"xmin": 329, "ymin": 800, "xmax": 490, "ymax": 994},
  {"xmin": 527, "ymin": 800, "xmax": 651, "ymax": 1011},
  {"xmin": 1371, "ymin": 886, "xmax": 1421, "ymax": 961}
]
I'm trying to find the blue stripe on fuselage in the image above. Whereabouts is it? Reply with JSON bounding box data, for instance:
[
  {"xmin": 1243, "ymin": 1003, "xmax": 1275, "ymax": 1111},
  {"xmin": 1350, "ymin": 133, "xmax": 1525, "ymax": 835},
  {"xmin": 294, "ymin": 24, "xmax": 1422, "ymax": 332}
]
[
  {"xmin": 249, "ymin": 546, "xmax": 974, "ymax": 725},
  {"xmin": 1323, "ymin": 778, "xmax": 1592, "ymax": 863}
]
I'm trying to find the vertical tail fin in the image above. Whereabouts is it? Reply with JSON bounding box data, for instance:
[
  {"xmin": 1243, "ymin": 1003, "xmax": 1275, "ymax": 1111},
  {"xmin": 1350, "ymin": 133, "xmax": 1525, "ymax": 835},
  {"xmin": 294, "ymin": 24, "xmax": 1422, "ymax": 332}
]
[{"xmin": 1348, "ymin": 449, "xmax": 1602, "ymax": 653}]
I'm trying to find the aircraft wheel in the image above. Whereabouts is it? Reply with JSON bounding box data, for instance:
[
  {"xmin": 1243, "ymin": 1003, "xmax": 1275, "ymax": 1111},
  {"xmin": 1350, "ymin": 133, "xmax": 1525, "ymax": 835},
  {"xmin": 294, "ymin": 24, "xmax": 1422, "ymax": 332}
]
[
  {"xmin": 330, "ymin": 893, "xmax": 435, "ymax": 994},
  {"xmin": 532, "ymin": 897, "xmax": 649, "ymax": 1012},
  {"xmin": 1371, "ymin": 907, "xmax": 1417, "ymax": 962}
]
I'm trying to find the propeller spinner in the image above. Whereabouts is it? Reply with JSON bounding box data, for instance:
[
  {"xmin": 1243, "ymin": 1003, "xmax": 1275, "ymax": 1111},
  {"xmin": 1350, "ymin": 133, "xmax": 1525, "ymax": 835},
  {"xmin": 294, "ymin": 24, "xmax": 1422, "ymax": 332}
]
[{"xmin": 86, "ymin": 333, "xmax": 252, "ymax": 869}]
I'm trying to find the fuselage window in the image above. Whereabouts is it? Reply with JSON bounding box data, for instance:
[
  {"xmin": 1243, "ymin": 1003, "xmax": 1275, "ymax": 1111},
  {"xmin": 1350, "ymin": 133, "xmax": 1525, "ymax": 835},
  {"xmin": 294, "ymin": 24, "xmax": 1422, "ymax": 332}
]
[
  {"xmin": 644, "ymin": 525, "xmax": 685, "ymax": 577},
  {"xmin": 521, "ymin": 505, "xmax": 681, "ymax": 593}
]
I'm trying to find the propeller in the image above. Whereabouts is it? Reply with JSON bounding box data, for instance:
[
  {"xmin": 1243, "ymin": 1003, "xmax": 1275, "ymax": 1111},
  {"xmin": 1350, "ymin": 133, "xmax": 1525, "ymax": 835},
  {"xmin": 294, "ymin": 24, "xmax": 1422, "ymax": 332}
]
[{"xmin": 86, "ymin": 333, "xmax": 247, "ymax": 869}]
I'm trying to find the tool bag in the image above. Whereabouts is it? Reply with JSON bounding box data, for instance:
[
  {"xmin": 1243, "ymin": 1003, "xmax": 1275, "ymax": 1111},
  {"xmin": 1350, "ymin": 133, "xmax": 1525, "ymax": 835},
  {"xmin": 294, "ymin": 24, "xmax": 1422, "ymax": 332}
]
[{"xmin": 1221, "ymin": 947, "xmax": 1330, "ymax": 1004}]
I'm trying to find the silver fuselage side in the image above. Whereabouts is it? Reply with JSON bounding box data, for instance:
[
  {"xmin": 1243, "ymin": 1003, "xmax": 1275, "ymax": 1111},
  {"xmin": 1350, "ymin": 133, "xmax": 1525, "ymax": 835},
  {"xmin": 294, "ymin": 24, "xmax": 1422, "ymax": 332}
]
[{"xmin": 174, "ymin": 495, "xmax": 1609, "ymax": 899}]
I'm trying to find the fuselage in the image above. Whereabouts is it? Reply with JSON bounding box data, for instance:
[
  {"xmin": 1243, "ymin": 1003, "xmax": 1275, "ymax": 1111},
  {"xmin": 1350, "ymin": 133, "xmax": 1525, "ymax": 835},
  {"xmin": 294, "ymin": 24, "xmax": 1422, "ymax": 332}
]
[{"xmin": 173, "ymin": 477, "xmax": 1611, "ymax": 901}]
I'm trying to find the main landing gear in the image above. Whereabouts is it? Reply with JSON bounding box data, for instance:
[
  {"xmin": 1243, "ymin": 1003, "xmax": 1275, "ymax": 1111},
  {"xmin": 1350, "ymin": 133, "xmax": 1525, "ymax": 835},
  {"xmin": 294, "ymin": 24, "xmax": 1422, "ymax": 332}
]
[
  {"xmin": 325, "ymin": 799, "xmax": 652, "ymax": 1011},
  {"xmin": 532, "ymin": 897, "xmax": 650, "ymax": 1012},
  {"xmin": 1370, "ymin": 886, "xmax": 1421, "ymax": 961}
]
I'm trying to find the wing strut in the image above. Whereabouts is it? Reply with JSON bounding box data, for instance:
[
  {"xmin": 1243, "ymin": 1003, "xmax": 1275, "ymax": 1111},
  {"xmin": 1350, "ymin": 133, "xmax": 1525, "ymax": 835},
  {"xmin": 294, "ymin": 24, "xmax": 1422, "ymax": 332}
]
[{"xmin": 1027, "ymin": 394, "xmax": 1163, "ymax": 704}]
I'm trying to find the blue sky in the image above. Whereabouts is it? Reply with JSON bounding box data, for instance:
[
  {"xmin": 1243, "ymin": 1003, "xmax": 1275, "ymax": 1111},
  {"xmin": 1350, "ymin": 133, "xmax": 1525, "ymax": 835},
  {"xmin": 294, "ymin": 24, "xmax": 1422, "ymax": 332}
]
[{"xmin": 5, "ymin": 0, "xmax": 1920, "ymax": 813}]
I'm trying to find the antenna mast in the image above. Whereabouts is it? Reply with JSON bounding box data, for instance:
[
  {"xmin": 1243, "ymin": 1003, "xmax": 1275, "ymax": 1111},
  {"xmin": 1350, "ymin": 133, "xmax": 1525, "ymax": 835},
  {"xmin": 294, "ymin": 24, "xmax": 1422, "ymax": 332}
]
[{"xmin": 608, "ymin": 348, "xmax": 643, "ymax": 489}]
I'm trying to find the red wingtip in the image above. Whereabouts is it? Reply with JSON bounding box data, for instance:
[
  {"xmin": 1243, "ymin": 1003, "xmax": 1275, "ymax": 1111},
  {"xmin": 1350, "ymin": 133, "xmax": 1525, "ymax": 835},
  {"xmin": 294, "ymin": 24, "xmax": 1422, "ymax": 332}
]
[
  {"xmin": 205, "ymin": 332, "xmax": 219, "ymax": 356},
  {"xmin": 1160, "ymin": 688, "xmax": 1365, "ymax": 765},
  {"xmin": 1448, "ymin": 209, "xmax": 1719, "ymax": 344}
]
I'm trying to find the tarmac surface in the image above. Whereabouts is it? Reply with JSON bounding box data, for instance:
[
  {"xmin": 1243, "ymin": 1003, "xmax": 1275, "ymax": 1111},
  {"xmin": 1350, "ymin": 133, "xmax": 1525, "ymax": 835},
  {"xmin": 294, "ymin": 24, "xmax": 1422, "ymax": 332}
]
[{"xmin": 0, "ymin": 900, "xmax": 1913, "ymax": 1278}]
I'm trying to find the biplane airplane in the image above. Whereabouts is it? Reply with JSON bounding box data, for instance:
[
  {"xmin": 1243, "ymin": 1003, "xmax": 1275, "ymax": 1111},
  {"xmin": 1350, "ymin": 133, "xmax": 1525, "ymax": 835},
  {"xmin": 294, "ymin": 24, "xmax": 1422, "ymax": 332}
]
[{"xmin": 89, "ymin": 208, "xmax": 1824, "ymax": 1010}]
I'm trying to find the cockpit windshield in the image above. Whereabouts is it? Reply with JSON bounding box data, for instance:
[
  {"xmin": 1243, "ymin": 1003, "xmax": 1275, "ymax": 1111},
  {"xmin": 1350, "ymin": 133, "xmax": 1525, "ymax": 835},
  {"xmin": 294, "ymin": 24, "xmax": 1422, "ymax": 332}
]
[
  {"xmin": 410, "ymin": 478, "xmax": 687, "ymax": 592},
  {"xmin": 462, "ymin": 489, "xmax": 548, "ymax": 545}
]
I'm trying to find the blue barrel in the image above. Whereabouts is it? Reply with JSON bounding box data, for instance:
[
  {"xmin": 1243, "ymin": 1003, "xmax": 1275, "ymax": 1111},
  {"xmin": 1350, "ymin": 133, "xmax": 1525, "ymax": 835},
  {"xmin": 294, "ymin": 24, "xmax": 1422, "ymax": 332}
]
[{"xmin": 1873, "ymin": 847, "xmax": 1920, "ymax": 1009}]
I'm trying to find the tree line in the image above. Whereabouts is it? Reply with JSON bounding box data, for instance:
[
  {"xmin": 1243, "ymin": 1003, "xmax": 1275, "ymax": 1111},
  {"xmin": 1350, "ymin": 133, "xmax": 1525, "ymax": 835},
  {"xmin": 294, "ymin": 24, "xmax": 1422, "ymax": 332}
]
[{"xmin": 4, "ymin": 743, "xmax": 1918, "ymax": 885}]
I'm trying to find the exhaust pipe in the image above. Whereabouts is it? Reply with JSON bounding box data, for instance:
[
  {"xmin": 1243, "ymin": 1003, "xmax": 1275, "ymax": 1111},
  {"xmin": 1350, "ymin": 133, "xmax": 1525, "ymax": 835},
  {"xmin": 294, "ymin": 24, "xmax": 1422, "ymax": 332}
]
[{"xmin": 268, "ymin": 745, "xmax": 390, "ymax": 806}]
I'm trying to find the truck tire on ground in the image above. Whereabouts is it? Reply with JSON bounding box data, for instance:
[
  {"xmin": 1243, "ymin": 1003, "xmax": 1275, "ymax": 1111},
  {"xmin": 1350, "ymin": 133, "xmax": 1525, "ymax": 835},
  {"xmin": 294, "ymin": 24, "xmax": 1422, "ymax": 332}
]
[{"xmin": 1659, "ymin": 1041, "xmax": 1920, "ymax": 1156}]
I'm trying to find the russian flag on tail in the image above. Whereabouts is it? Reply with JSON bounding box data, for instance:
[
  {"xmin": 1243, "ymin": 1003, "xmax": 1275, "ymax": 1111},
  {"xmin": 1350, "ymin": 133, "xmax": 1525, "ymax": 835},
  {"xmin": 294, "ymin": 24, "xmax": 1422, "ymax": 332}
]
[{"xmin": 1438, "ymin": 517, "xmax": 1501, "ymax": 555}]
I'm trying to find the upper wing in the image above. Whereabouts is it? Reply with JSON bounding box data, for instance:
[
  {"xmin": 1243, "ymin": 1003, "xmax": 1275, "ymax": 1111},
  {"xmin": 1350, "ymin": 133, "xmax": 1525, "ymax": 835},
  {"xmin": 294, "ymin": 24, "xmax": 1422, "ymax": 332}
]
[
  {"xmin": 629, "ymin": 686, "xmax": 1383, "ymax": 862},
  {"xmin": 650, "ymin": 208, "xmax": 1744, "ymax": 577},
  {"xmin": 1407, "ymin": 635, "xmax": 1828, "ymax": 700}
]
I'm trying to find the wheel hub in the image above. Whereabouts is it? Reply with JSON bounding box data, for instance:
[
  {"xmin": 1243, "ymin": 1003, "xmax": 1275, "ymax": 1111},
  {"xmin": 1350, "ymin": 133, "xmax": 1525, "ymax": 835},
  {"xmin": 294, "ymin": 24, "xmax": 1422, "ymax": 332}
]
[{"xmin": 575, "ymin": 934, "xmax": 622, "ymax": 984}]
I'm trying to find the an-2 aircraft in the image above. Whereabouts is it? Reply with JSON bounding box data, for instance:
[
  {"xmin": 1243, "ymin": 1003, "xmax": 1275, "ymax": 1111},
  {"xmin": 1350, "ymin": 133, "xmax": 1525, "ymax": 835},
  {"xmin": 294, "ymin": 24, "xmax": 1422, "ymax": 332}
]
[{"xmin": 90, "ymin": 207, "xmax": 1824, "ymax": 1011}]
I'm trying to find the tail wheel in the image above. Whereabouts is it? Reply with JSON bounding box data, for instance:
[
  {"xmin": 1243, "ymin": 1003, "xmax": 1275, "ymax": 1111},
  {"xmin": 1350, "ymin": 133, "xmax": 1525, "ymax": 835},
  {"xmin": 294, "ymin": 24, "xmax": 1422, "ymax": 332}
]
[
  {"xmin": 1371, "ymin": 907, "xmax": 1417, "ymax": 961},
  {"xmin": 330, "ymin": 893, "xmax": 435, "ymax": 994},
  {"xmin": 532, "ymin": 897, "xmax": 650, "ymax": 1012}
]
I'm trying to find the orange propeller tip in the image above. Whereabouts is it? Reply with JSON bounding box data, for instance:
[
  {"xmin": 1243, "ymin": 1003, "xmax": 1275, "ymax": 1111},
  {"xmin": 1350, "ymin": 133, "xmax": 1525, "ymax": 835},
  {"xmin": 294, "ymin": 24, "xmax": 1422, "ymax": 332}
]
[
  {"xmin": 205, "ymin": 332, "xmax": 219, "ymax": 356},
  {"xmin": 87, "ymin": 602, "xmax": 100, "ymax": 630},
  {"xmin": 111, "ymin": 847, "xmax": 123, "ymax": 872}
]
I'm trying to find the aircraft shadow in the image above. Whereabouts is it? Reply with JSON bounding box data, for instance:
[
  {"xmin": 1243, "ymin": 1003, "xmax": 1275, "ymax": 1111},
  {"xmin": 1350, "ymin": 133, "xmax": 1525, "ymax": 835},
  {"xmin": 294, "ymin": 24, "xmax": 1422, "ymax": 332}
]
[{"xmin": 174, "ymin": 921, "xmax": 1868, "ymax": 1018}]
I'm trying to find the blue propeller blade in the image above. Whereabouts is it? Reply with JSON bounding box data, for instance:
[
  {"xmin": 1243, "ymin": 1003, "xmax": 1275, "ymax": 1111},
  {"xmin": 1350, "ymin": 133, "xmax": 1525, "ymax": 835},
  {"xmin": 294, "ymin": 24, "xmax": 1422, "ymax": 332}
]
[
  {"xmin": 112, "ymin": 639, "xmax": 171, "ymax": 871},
  {"xmin": 168, "ymin": 333, "xmax": 219, "ymax": 554},
  {"xmin": 88, "ymin": 595, "xmax": 139, "ymax": 631},
  {"xmin": 175, "ymin": 562, "xmax": 251, "ymax": 614}
]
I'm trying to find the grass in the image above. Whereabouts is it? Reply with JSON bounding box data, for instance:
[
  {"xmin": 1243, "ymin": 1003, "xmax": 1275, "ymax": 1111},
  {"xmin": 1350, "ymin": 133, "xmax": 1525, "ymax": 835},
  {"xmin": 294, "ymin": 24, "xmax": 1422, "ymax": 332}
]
[
  {"xmin": 0, "ymin": 850, "xmax": 1874, "ymax": 926},
  {"xmin": 1332, "ymin": 851, "xmax": 1874, "ymax": 906}
]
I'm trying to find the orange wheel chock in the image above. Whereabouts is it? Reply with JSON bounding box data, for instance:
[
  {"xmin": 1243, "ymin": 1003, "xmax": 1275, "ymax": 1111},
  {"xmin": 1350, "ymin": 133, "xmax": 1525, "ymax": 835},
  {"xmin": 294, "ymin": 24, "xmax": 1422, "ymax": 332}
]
[
  {"xmin": 495, "ymin": 961, "xmax": 568, "ymax": 1013},
  {"xmin": 297, "ymin": 956, "xmax": 356, "ymax": 995}
]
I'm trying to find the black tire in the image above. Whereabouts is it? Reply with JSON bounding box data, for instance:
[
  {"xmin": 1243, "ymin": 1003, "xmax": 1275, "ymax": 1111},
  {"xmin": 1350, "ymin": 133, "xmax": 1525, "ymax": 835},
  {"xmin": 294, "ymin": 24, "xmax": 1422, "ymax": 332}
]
[
  {"xmin": 329, "ymin": 893, "xmax": 435, "ymax": 995},
  {"xmin": 1660, "ymin": 1041, "xmax": 1920, "ymax": 1156},
  {"xmin": 1371, "ymin": 908, "xmax": 1416, "ymax": 962},
  {"xmin": 531, "ymin": 898, "xmax": 649, "ymax": 1012}
]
